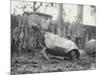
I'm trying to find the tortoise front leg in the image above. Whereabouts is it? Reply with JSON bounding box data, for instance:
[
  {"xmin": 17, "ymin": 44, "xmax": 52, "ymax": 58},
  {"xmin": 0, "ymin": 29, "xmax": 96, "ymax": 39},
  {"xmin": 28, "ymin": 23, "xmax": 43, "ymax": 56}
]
[{"xmin": 41, "ymin": 47, "xmax": 50, "ymax": 61}]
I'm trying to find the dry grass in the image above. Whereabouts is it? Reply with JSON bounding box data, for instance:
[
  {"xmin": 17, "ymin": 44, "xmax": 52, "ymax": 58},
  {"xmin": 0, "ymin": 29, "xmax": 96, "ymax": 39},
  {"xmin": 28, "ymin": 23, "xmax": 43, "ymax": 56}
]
[{"xmin": 11, "ymin": 50, "xmax": 96, "ymax": 75}]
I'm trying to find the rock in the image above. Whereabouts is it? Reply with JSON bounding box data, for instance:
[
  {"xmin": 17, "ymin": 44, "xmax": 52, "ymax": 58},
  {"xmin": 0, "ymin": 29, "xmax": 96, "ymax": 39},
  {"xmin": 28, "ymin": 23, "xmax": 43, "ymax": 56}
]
[
  {"xmin": 79, "ymin": 49, "xmax": 87, "ymax": 57},
  {"xmin": 84, "ymin": 39, "xmax": 96, "ymax": 57}
]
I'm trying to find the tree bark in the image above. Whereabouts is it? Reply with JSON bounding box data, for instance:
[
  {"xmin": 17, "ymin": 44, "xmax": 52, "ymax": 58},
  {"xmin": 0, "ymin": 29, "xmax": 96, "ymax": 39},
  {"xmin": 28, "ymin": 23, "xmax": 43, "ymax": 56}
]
[
  {"xmin": 56, "ymin": 4, "xmax": 63, "ymax": 36},
  {"xmin": 56, "ymin": 3, "xmax": 66, "ymax": 38}
]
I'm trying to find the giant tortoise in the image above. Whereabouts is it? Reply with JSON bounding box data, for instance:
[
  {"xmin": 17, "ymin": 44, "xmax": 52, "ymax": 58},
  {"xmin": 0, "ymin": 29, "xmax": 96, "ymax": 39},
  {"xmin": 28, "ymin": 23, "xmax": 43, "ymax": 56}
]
[{"xmin": 32, "ymin": 24, "xmax": 80, "ymax": 62}]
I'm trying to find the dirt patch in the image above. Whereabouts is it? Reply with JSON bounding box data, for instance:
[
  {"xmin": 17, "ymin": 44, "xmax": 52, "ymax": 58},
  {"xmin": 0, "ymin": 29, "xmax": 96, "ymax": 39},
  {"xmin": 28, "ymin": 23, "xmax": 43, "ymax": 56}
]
[{"xmin": 11, "ymin": 49, "xmax": 96, "ymax": 75}]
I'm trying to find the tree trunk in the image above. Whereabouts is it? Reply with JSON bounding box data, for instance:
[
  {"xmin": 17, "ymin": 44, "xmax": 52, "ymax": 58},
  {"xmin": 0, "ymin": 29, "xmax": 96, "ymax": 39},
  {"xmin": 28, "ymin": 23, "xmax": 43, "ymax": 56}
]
[
  {"xmin": 56, "ymin": 4, "xmax": 63, "ymax": 36},
  {"xmin": 74, "ymin": 5, "xmax": 84, "ymax": 48},
  {"xmin": 56, "ymin": 3, "xmax": 66, "ymax": 38},
  {"xmin": 33, "ymin": 2, "xmax": 36, "ymax": 12},
  {"xmin": 77, "ymin": 5, "xmax": 83, "ymax": 24}
]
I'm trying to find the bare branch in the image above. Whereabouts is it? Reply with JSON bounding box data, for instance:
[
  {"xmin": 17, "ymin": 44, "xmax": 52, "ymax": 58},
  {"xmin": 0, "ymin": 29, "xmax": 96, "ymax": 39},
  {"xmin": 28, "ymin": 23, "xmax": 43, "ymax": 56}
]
[
  {"xmin": 33, "ymin": 2, "xmax": 36, "ymax": 11},
  {"xmin": 51, "ymin": 3, "xmax": 54, "ymax": 7},
  {"xmin": 45, "ymin": 3, "xmax": 51, "ymax": 7},
  {"xmin": 35, "ymin": 2, "xmax": 42, "ymax": 11}
]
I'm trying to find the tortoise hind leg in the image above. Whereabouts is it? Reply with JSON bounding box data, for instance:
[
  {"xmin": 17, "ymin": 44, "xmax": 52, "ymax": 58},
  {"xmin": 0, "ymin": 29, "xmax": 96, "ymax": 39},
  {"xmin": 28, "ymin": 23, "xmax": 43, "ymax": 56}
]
[
  {"xmin": 70, "ymin": 50, "xmax": 80, "ymax": 63},
  {"xmin": 65, "ymin": 49, "xmax": 80, "ymax": 63}
]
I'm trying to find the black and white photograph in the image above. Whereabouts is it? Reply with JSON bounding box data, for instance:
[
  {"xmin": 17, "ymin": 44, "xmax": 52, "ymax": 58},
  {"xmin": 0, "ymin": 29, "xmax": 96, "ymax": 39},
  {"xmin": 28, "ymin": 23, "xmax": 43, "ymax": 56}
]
[{"xmin": 11, "ymin": 0, "xmax": 96, "ymax": 75}]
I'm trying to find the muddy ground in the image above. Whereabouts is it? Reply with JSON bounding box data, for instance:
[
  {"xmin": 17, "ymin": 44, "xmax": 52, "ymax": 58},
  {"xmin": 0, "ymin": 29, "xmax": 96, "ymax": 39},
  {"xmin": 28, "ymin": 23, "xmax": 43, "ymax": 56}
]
[{"xmin": 11, "ymin": 49, "xmax": 96, "ymax": 75}]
